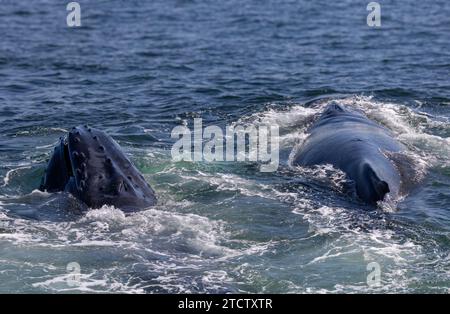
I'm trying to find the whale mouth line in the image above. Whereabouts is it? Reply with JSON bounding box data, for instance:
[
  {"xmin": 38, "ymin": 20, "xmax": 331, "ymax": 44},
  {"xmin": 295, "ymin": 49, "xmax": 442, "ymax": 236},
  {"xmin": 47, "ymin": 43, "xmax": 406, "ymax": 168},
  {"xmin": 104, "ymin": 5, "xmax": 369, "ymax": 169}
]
[{"xmin": 62, "ymin": 139, "xmax": 74, "ymax": 179}]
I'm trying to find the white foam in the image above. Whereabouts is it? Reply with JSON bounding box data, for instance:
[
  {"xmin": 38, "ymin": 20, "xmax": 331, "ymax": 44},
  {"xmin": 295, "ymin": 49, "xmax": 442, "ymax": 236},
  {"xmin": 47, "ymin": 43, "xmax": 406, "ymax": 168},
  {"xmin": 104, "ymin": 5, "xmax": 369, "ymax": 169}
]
[
  {"xmin": 31, "ymin": 271, "xmax": 144, "ymax": 293},
  {"xmin": 1, "ymin": 94, "xmax": 448, "ymax": 293},
  {"xmin": 242, "ymin": 95, "xmax": 450, "ymax": 167},
  {"xmin": 235, "ymin": 103, "xmax": 320, "ymax": 149},
  {"xmin": 339, "ymin": 95, "xmax": 450, "ymax": 165},
  {"xmin": 166, "ymin": 167, "xmax": 279, "ymax": 200},
  {"xmin": 1, "ymin": 166, "xmax": 32, "ymax": 187}
]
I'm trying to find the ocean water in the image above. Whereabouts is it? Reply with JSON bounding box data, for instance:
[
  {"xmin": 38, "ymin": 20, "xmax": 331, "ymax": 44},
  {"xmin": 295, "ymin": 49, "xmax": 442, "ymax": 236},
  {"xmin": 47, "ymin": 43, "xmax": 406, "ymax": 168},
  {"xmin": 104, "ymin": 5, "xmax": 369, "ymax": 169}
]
[{"xmin": 0, "ymin": 0, "xmax": 449, "ymax": 293}]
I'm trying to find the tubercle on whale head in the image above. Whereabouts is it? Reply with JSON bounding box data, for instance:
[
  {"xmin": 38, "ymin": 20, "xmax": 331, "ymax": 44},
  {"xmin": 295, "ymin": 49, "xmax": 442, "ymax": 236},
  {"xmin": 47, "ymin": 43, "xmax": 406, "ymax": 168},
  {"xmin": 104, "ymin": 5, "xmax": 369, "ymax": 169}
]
[{"xmin": 67, "ymin": 126, "xmax": 93, "ymax": 192}]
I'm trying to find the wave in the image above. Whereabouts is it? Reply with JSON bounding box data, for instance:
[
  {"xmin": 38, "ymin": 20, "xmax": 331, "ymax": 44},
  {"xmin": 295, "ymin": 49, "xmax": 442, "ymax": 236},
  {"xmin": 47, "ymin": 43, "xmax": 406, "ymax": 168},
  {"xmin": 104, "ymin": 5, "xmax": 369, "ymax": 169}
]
[{"xmin": 1, "ymin": 94, "xmax": 449, "ymax": 293}]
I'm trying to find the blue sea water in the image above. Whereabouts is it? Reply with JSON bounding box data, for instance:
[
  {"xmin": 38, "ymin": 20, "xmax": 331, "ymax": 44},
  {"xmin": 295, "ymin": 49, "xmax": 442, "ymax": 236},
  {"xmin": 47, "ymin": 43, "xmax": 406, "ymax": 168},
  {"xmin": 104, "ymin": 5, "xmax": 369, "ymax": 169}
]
[{"xmin": 0, "ymin": 0, "xmax": 449, "ymax": 293}]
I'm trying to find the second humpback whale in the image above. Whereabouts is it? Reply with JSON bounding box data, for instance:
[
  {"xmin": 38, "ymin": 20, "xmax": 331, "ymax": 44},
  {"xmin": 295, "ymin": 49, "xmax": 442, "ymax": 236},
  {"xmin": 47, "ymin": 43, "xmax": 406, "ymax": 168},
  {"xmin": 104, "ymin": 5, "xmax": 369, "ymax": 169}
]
[
  {"xmin": 292, "ymin": 103, "xmax": 409, "ymax": 205},
  {"xmin": 39, "ymin": 125, "xmax": 156, "ymax": 211}
]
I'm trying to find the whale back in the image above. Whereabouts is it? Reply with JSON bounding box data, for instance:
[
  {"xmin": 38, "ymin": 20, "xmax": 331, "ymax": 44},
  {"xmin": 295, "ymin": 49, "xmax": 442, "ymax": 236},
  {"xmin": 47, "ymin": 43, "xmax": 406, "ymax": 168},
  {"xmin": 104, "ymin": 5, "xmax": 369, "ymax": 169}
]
[{"xmin": 293, "ymin": 103, "xmax": 404, "ymax": 205}]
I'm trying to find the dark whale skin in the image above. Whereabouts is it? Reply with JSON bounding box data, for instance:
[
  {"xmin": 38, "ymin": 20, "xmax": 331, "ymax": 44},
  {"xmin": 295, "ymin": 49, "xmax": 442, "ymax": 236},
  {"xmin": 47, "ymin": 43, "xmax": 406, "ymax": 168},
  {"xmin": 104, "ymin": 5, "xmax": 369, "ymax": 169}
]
[
  {"xmin": 292, "ymin": 103, "xmax": 404, "ymax": 205},
  {"xmin": 40, "ymin": 125, "xmax": 156, "ymax": 211}
]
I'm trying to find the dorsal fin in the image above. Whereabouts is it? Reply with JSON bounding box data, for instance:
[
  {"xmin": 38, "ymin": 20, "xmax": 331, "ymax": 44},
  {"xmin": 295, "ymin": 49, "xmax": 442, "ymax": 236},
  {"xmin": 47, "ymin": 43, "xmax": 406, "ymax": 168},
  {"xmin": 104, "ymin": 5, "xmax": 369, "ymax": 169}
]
[{"xmin": 360, "ymin": 164, "xmax": 390, "ymax": 204}]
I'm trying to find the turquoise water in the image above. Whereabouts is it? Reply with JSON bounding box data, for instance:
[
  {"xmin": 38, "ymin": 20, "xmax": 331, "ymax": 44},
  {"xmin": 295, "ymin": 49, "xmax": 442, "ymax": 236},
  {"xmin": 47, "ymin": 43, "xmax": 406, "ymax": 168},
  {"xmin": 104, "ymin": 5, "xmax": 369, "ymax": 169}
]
[{"xmin": 0, "ymin": 0, "xmax": 449, "ymax": 293}]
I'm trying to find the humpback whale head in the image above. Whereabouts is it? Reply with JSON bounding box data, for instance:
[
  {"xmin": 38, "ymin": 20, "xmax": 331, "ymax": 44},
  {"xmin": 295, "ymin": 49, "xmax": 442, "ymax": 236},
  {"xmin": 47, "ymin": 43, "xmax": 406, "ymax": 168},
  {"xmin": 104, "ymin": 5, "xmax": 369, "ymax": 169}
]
[{"xmin": 40, "ymin": 125, "xmax": 156, "ymax": 211}]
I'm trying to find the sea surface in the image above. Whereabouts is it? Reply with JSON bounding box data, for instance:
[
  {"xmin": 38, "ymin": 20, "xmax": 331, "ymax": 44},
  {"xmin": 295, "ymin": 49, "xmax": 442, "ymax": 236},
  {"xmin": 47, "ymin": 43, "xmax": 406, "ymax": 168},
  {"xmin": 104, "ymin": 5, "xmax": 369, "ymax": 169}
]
[{"xmin": 0, "ymin": 0, "xmax": 449, "ymax": 293}]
